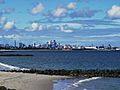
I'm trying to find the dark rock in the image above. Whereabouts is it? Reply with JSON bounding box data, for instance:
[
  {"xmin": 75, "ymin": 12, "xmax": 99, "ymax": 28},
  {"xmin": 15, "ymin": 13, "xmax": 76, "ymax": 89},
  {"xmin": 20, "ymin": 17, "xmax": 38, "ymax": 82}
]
[
  {"xmin": 0, "ymin": 86, "xmax": 7, "ymax": 90},
  {"xmin": 0, "ymin": 86, "xmax": 16, "ymax": 90}
]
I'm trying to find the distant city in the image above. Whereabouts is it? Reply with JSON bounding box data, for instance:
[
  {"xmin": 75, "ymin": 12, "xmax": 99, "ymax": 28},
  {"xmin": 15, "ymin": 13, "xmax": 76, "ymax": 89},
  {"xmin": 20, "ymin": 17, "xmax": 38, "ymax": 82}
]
[{"xmin": 0, "ymin": 40, "xmax": 120, "ymax": 51}]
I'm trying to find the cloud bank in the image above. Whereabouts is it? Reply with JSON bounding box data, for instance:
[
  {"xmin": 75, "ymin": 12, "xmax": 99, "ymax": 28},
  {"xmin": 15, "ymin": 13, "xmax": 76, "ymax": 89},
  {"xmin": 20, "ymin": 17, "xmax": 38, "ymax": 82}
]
[
  {"xmin": 31, "ymin": 3, "xmax": 44, "ymax": 15},
  {"xmin": 107, "ymin": 5, "xmax": 120, "ymax": 19}
]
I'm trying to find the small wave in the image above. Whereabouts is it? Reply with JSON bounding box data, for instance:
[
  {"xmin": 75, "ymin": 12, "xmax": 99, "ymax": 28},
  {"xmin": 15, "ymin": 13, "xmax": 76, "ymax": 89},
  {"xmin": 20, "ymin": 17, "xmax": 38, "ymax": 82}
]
[
  {"xmin": 72, "ymin": 77, "xmax": 101, "ymax": 87},
  {"xmin": 0, "ymin": 62, "xmax": 28, "ymax": 71},
  {"xmin": 62, "ymin": 77, "xmax": 101, "ymax": 90}
]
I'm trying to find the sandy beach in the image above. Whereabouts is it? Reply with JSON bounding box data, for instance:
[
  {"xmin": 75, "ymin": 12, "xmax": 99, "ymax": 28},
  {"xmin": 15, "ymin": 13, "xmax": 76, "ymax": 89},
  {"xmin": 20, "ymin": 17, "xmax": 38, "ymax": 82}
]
[{"xmin": 0, "ymin": 72, "xmax": 68, "ymax": 90}]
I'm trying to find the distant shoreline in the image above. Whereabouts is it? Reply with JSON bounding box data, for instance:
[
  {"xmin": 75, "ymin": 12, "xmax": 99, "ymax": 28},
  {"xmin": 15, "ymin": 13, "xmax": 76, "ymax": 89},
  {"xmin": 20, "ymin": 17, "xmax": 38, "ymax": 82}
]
[
  {"xmin": 0, "ymin": 49, "xmax": 119, "ymax": 52},
  {"xmin": 0, "ymin": 54, "xmax": 33, "ymax": 56}
]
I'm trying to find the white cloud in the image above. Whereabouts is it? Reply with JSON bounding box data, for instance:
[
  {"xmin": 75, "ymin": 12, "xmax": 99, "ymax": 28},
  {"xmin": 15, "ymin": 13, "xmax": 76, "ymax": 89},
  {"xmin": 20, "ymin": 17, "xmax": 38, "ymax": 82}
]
[
  {"xmin": 60, "ymin": 25, "xmax": 73, "ymax": 33},
  {"xmin": 0, "ymin": 35, "xmax": 61, "ymax": 40},
  {"xmin": 79, "ymin": 40, "xmax": 116, "ymax": 42},
  {"xmin": 31, "ymin": 22, "xmax": 39, "ymax": 31},
  {"xmin": 38, "ymin": 24, "xmax": 43, "ymax": 30},
  {"xmin": 3, "ymin": 35, "xmax": 15, "ymax": 39},
  {"xmin": 67, "ymin": 2, "xmax": 77, "ymax": 9},
  {"xmin": 0, "ymin": 35, "xmax": 2, "ymax": 38},
  {"xmin": 73, "ymin": 35, "xmax": 83, "ymax": 38},
  {"xmin": 62, "ymin": 29, "xmax": 73, "ymax": 33},
  {"xmin": 53, "ymin": 7, "xmax": 67, "ymax": 17},
  {"xmin": 63, "ymin": 23, "xmax": 82, "ymax": 29},
  {"xmin": 107, "ymin": 5, "xmax": 120, "ymax": 18},
  {"xmin": 31, "ymin": 3, "xmax": 44, "ymax": 14},
  {"xmin": 1, "ymin": 34, "xmax": 21, "ymax": 39},
  {"xmin": 90, "ymin": 33, "xmax": 120, "ymax": 38},
  {"xmin": 0, "ymin": 16, "xmax": 6, "ymax": 25},
  {"xmin": 4, "ymin": 21, "xmax": 15, "ymax": 30},
  {"xmin": 39, "ymin": 35, "xmax": 61, "ymax": 39},
  {"xmin": 74, "ymin": 33, "xmax": 120, "ymax": 39},
  {"xmin": 44, "ymin": 2, "xmax": 77, "ymax": 18},
  {"xmin": 25, "ymin": 22, "xmax": 77, "ymax": 32},
  {"xmin": 26, "ymin": 22, "xmax": 44, "ymax": 31},
  {"xmin": 112, "ymin": 19, "xmax": 120, "ymax": 24}
]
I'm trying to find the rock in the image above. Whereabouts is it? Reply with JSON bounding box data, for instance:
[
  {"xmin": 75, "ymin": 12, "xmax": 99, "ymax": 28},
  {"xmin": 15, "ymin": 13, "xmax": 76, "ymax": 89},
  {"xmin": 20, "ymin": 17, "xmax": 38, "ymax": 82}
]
[{"xmin": 0, "ymin": 86, "xmax": 16, "ymax": 90}]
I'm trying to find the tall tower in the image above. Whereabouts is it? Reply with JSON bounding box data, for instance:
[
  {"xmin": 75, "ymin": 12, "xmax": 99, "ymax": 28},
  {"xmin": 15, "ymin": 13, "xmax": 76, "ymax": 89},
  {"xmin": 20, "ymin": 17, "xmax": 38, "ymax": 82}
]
[{"xmin": 14, "ymin": 40, "xmax": 16, "ymax": 48}]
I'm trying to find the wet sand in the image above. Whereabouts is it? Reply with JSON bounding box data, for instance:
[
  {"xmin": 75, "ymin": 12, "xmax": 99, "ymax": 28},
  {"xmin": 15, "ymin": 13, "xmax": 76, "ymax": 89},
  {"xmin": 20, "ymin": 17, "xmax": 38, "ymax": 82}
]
[{"xmin": 0, "ymin": 72, "xmax": 68, "ymax": 90}]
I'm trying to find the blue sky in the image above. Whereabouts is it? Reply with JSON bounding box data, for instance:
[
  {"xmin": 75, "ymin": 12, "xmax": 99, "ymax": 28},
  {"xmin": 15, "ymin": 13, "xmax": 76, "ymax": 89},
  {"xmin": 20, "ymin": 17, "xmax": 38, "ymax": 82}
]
[{"xmin": 0, "ymin": 0, "xmax": 120, "ymax": 46}]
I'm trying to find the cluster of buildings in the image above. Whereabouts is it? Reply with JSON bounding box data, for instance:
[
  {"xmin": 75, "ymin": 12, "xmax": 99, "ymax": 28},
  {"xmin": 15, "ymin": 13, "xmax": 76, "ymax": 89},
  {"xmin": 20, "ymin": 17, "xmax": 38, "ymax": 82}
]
[
  {"xmin": 0, "ymin": 40, "xmax": 62, "ymax": 50},
  {"xmin": 0, "ymin": 40, "xmax": 120, "ymax": 51}
]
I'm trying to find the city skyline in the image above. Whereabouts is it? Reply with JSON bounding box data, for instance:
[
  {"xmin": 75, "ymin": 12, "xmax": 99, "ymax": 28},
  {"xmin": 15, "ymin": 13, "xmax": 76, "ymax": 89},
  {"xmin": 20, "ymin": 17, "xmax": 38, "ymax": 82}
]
[
  {"xmin": 0, "ymin": 0, "xmax": 120, "ymax": 46},
  {"xmin": 0, "ymin": 39, "xmax": 117, "ymax": 51}
]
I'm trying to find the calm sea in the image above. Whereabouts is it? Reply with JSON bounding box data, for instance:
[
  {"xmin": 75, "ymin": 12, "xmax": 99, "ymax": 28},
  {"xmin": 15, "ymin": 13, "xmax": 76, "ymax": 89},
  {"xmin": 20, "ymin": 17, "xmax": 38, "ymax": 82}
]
[
  {"xmin": 0, "ymin": 50, "xmax": 120, "ymax": 90},
  {"xmin": 0, "ymin": 50, "xmax": 120, "ymax": 70}
]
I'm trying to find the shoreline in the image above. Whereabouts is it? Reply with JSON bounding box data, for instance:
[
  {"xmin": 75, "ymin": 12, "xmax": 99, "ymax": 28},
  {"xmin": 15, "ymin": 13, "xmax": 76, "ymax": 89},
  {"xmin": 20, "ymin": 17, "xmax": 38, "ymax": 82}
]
[
  {"xmin": 0, "ymin": 69, "xmax": 120, "ymax": 90},
  {"xmin": 6, "ymin": 69, "xmax": 120, "ymax": 78},
  {"xmin": 0, "ymin": 70, "xmax": 119, "ymax": 90},
  {"xmin": 0, "ymin": 49, "xmax": 119, "ymax": 52},
  {"xmin": 0, "ymin": 72, "xmax": 69, "ymax": 90}
]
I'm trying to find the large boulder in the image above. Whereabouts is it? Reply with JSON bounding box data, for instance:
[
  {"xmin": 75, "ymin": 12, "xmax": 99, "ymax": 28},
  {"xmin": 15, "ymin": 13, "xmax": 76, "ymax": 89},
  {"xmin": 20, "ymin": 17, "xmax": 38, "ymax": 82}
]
[{"xmin": 0, "ymin": 86, "xmax": 16, "ymax": 90}]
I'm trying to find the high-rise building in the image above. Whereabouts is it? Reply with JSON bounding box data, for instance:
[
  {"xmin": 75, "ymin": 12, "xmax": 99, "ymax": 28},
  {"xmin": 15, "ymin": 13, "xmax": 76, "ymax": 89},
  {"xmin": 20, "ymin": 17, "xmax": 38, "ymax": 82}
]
[
  {"xmin": 14, "ymin": 40, "xmax": 17, "ymax": 48},
  {"xmin": 19, "ymin": 43, "xmax": 25, "ymax": 48}
]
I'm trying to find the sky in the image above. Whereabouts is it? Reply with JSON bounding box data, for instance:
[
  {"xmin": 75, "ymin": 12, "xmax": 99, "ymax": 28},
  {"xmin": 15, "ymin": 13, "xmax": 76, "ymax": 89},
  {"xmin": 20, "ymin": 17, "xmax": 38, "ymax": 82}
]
[{"xmin": 0, "ymin": 0, "xmax": 120, "ymax": 46}]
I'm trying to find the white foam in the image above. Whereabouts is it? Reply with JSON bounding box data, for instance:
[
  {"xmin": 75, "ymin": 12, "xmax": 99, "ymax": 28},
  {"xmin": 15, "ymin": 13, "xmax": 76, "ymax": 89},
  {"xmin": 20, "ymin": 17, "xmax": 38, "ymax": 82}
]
[
  {"xmin": 72, "ymin": 77, "xmax": 101, "ymax": 87},
  {"xmin": 0, "ymin": 62, "xmax": 20, "ymax": 70},
  {"xmin": 0, "ymin": 62, "xmax": 29, "ymax": 71},
  {"xmin": 62, "ymin": 77, "xmax": 101, "ymax": 90}
]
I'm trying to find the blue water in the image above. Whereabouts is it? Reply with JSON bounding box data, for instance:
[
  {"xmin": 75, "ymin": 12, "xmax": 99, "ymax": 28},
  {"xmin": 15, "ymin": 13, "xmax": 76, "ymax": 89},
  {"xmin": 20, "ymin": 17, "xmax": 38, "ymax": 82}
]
[
  {"xmin": 53, "ymin": 78, "xmax": 120, "ymax": 90},
  {"xmin": 0, "ymin": 50, "xmax": 120, "ymax": 90},
  {"xmin": 0, "ymin": 50, "xmax": 120, "ymax": 70}
]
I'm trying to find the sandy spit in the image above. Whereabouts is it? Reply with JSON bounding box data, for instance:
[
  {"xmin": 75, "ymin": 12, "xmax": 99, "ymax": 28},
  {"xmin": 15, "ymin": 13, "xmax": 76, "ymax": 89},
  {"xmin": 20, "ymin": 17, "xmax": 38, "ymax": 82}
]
[{"xmin": 0, "ymin": 72, "xmax": 69, "ymax": 90}]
